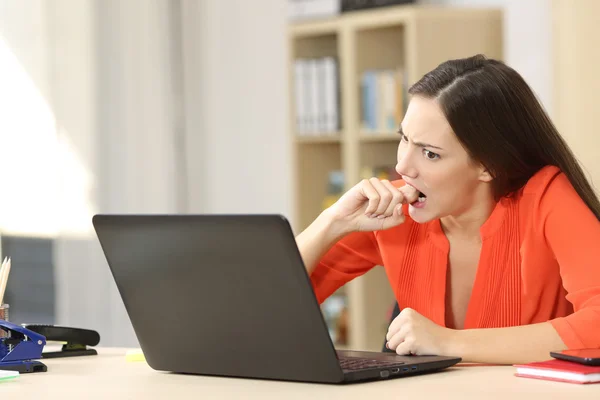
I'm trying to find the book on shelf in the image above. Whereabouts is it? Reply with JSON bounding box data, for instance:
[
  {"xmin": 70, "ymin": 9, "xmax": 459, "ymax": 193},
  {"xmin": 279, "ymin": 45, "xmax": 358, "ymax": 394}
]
[
  {"xmin": 288, "ymin": 0, "xmax": 340, "ymax": 21},
  {"xmin": 514, "ymin": 359, "xmax": 600, "ymax": 384},
  {"xmin": 361, "ymin": 68, "xmax": 407, "ymax": 134},
  {"xmin": 288, "ymin": 0, "xmax": 416, "ymax": 22},
  {"xmin": 341, "ymin": 0, "xmax": 416, "ymax": 13},
  {"xmin": 294, "ymin": 57, "xmax": 340, "ymax": 136}
]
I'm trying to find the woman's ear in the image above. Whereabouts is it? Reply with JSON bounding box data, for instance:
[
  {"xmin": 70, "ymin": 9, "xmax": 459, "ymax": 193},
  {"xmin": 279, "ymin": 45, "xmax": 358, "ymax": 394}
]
[{"xmin": 479, "ymin": 167, "xmax": 493, "ymax": 183}]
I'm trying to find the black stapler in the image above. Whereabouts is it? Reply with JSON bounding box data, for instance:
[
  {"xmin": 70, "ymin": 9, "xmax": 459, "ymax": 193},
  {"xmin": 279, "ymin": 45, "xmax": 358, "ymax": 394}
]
[{"xmin": 21, "ymin": 325, "xmax": 100, "ymax": 358}]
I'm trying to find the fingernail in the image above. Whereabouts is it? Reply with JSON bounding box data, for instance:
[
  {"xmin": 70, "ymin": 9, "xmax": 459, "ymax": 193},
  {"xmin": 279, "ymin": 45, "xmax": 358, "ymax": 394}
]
[{"xmin": 378, "ymin": 215, "xmax": 385, "ymax": 219}]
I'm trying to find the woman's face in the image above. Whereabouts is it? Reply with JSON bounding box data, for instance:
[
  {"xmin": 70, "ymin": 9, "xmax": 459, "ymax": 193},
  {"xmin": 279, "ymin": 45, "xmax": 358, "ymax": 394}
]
[{"xmin": 396, "ymin": 96, "xmax": 491, "ymax": 223}]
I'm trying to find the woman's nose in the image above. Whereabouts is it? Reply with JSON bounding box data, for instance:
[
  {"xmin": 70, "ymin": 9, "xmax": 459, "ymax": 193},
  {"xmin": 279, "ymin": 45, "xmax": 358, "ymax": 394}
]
[{"xmin": 396, "ymin": 151, "xmax": 417, "ymax": 179}]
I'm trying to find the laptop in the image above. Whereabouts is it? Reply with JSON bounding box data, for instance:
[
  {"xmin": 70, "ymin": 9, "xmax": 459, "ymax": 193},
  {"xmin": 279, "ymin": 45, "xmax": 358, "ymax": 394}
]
[{"xmin": 92, "ymin": 214, "xmax": 461, "ymax": 383}]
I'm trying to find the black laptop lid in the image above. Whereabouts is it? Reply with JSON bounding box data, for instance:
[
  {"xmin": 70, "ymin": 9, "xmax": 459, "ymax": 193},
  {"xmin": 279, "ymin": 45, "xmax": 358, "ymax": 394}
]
[{"xmin": 93, "ymin": 214, "xmax": 344, "ymax": 383}]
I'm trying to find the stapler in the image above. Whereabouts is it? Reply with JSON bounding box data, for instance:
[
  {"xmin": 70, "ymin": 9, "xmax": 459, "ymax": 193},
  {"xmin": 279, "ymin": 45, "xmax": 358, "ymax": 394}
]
[
  {"xmin": 22, "ymin": 324, "xmax": 100, "ymax": 358},
  {"xmin": 0, "ymin": 319, "xmax": 47, "ymax": 373}
]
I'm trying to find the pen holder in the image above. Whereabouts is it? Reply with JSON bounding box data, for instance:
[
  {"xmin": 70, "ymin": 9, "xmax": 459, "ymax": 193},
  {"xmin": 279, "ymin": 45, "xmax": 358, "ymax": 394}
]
[{"xmin": 0, "ymin": 304, "xmax": 9, "ymax": 338}]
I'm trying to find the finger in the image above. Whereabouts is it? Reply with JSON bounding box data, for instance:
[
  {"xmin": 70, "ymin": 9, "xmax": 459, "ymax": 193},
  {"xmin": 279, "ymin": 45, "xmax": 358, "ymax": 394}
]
[
  {"xmin": 386, "ymin": 313, "xmax": 402, "ymax": 341},
  {"xmin": 395, "ymin": 338, "xmax": 415, "ymax": 356},
  {"xmin": 380, "ymin": 180, "xmax": 404, "ymax": 216},
  {"xmin": 388, "ymin": 307, "xmax": 415, "ymax": 337},
  {"xmin": 387, "ymin": 310, "xmax": 405, "ymax": 336},
  {"xmin": 386, "ymin": 329, "xmax": 406, "ymax": 351},
  {"xmin": 386, "ymin": 326, "xmax": 394, "ymax": 342},
  {"xmin": 399, "ymin": 184, "xmax": 419, "ymax": 204},
  {"xmin": 386, "ymin": 317, "xmax": 406, "ymax": 344},
  {"xmin": 358, "ymin": 179, "xmax": 382, "ymax": 216},
  {"xmin": 386, "ymin": 322, "xmax": 400, "ymax": 343},
  {"xmin": 387, "ymin": 315, "xmax": 412, "ymax": 347},
  {"xmin": 368, "ymin": 178, "xmax": 393, "ymax": 217}
]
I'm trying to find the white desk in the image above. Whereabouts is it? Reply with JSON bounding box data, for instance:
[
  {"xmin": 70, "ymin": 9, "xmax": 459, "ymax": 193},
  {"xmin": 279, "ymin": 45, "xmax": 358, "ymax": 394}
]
[{"xmin": 1, "ymin": 348, "xmax": 598, "ymax": 398}]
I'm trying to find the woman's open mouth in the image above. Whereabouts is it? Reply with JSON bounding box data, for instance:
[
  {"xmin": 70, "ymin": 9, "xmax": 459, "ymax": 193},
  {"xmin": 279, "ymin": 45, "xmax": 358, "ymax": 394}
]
[{"xmin": 412, "ymin": 191, "xmax": 427, "ymax": 209}]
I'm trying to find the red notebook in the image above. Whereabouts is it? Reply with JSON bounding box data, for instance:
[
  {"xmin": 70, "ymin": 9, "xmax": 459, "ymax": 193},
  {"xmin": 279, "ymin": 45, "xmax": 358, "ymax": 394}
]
[{"xmin": 514, "ymin": 359, "xmax": 600, "ymax": 384}]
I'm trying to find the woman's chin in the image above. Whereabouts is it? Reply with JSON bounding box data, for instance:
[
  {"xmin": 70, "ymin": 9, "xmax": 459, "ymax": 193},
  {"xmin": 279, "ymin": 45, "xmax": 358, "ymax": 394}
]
[{"xmin": 408, "ymin": 203, "xmax": 434, "ymax": 223}]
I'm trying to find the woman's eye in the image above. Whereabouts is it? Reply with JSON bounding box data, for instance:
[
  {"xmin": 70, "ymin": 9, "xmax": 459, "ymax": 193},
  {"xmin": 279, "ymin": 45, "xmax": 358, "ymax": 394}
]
[
  {"xmin": 423, "ymin": 150, "xmax": 440, "ymax": 160},
  {"xmin": 399, "ymin": 133, "xmax": 408, "ymax": 142}
]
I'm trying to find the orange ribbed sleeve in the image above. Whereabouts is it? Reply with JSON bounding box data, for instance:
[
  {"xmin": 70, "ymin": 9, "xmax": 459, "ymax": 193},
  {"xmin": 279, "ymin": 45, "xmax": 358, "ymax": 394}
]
[
  {"xmin": 310, "ymin": 230, "xmax": 382, "ymax": 304},
  {"xmin": 542, "ymin": 172, "xmax": 600, "ymax": 348}
]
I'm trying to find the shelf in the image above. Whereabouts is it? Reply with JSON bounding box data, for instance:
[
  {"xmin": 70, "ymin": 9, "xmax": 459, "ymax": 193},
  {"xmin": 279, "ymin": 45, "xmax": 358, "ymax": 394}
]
[
  {"xmin": 356, "ymin": 25, "xmax": 405, "ymax": 74},
  {"xmin": 289, "ymin": 19, "xmax": 339, "ymax": 38},
  {"xmin": 292, "ymin": 34, "xmax": 338, "ymax": 60},
  {"xmin": 360, "ymin": 141, "xmax": 399, "ymax": 180},
  {"xmin": 359, "ymin": 132, "xmax": 400, "ymax": 142},
  {"xmin": 295, "ymin": 134, "xmax": 342, "ymax": 144},
  {"xmin": 295, "ymin": 143, "xmax": 341, "ymax": 231},
  {"xmin": 342, "ymin": 4, "xmax": 414, "ymax": 30}
]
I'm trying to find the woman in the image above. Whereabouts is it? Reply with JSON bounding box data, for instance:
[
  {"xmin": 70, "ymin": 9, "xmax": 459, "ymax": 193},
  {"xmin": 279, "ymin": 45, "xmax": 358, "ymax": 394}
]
[{"xmin": 296, "ymin": 54, "xmax": 600, "ymax": 364}]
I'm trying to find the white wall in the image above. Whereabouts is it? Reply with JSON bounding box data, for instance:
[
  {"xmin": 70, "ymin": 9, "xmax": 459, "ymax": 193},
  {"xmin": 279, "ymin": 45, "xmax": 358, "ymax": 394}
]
[
  {"xmin": 182, "ymin": 0, "xmax": 292, "ymax": 216},
  {"xmin": 51, "ymin": 0, "xmax": 185, "ymax": 346}
]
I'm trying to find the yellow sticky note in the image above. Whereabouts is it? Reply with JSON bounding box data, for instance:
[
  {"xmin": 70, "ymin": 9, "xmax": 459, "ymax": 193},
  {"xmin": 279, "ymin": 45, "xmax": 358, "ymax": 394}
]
[{"xmin": 125, "ymin": 349, "xmax": 146, "ymax": 362}]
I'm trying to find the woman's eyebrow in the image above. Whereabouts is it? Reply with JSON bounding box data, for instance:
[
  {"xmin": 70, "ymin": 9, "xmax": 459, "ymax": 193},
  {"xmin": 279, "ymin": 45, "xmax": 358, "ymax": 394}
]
[{"xmin": 398, "ymin": 125, "xmax": 444, "ymax": 150}]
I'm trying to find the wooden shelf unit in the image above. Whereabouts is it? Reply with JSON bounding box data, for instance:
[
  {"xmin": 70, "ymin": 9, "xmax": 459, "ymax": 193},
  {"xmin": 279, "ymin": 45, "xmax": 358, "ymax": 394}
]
[{"xmin": 288, "ymin": 4, "xmax": 503, "ymax": 352}]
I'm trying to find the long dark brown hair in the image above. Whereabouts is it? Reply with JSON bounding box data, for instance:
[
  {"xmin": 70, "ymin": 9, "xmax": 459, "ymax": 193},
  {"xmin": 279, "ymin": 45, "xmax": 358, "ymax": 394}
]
[{"xmin": 409, "ymin": 54, "xmax": 600, "ymax": 220}]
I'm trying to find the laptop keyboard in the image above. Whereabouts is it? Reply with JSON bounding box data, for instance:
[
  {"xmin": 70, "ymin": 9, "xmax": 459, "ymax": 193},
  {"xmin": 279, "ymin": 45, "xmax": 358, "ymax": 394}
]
[{"xmin": 339, "ymin": 356, "xmax": 405, "ymax": 371}]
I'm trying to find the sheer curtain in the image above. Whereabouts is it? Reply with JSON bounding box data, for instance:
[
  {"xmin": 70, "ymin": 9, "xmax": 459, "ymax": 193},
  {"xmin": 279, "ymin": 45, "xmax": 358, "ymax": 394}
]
[
  {"xmin": 2, "ymin": 0, "xmax": 288, "ymax": 347},
  {"xmin": 51, "ymin": 0, "xmax": 186, "ymax": 346}
]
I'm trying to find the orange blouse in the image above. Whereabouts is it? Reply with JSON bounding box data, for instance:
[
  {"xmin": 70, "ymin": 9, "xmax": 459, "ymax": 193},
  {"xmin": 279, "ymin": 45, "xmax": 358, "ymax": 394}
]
[{"xmin": 310, "ymin": 165, "xmax": 600, "ymax": 349}]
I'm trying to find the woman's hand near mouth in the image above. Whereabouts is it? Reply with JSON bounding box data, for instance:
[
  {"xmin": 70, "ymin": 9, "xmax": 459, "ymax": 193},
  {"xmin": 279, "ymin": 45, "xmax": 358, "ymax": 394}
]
[{"xmin": 324, "ymin": 178, "xmax": 419, "ymax": 234}]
